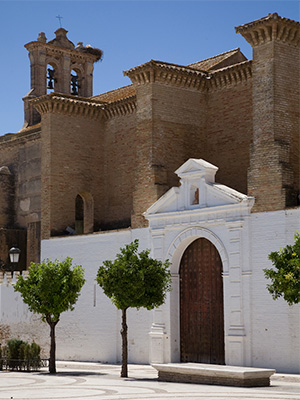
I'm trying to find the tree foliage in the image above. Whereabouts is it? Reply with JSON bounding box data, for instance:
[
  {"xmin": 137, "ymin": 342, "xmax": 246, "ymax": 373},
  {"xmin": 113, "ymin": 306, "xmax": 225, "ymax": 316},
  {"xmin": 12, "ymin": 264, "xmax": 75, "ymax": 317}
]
[
  {"xmin": 96, "ymin": 239, "xmax": 171, "ymax": 377},
  {"xmin": 96, "ymin": 240, "xmax": 172, "ymax": 311},
  {"xmin": 14, "ymin": 257, "xmax": 85, "ymax": 373},
  {"xmin": 264, "ymin": 233, "xmax": 300, "ymax": 306}
]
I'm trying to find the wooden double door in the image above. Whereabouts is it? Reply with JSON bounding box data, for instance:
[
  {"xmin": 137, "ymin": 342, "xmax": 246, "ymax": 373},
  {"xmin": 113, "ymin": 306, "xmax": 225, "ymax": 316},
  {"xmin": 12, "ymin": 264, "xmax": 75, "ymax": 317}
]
[{"xmin": 180, "ymin": 238, "xmax": 225, "ymax": 364}]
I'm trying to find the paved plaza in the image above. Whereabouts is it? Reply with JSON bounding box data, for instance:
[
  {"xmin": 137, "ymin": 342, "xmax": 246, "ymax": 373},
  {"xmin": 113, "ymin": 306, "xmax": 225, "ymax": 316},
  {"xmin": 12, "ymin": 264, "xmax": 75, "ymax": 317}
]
[{"xmin": 0, "ymin": 361, "xmax": 299, "ymax": 400}]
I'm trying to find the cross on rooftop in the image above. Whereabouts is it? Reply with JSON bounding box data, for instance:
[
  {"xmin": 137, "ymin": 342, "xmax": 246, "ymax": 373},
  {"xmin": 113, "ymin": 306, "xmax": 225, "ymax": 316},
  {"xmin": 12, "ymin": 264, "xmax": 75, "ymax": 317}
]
[{"xmin": 56, "ymin": 15, "xmax": 63, "ymax": 28}]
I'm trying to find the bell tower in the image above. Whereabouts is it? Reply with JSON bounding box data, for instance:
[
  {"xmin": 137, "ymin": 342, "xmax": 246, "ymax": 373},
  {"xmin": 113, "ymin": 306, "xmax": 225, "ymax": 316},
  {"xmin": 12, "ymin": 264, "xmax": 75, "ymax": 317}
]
[{"xmin": 22, "ymin": 28, "xmax": 102, "ymax": 128}]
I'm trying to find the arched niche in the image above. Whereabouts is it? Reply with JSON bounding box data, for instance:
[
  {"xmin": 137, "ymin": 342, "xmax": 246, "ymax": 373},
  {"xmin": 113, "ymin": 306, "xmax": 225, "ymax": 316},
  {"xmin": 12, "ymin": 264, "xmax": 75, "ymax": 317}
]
[{"xmin": 75, "ymin": 192, "xmax": 94, "ymax": 234}]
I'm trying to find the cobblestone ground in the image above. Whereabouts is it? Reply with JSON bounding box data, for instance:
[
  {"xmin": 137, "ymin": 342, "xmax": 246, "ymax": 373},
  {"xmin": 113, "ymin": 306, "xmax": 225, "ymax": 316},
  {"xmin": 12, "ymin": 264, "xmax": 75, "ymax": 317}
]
[{"xmin": 0, "ymin": 362, "xmax": 299, "ymax": 400}]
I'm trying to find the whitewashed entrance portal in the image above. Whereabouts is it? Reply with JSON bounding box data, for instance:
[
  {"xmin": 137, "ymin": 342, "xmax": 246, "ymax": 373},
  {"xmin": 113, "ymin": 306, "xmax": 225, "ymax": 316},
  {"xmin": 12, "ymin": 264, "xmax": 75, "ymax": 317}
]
[{"xmin": 145, "ymin": 158, "xmax": 254, "ymax": 366}]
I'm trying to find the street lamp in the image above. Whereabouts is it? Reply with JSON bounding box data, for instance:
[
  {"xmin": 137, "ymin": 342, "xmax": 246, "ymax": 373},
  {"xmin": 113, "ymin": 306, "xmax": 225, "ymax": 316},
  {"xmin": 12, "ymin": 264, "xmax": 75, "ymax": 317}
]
[{"xmin": 9, "ymin": 246, "xmax": 21, "ymax": 270}]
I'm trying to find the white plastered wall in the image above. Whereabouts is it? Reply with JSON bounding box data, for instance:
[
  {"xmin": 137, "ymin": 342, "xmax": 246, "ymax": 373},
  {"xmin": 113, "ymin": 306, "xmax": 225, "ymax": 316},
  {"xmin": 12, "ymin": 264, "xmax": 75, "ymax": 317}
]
[
  {"xmin": 0, "ymin": 209, "xmax": 299, "ymax": 371},
  {"xmin": 41, "ymin": 228, "xmax": 152, "ymax": 363},
  {"xmin": 248, "ymin": 209, "xmax": 300, "ymax": 373},
  {"xmin": 0, "ymin": 228, "xmax": 153, "ymax": 364}
]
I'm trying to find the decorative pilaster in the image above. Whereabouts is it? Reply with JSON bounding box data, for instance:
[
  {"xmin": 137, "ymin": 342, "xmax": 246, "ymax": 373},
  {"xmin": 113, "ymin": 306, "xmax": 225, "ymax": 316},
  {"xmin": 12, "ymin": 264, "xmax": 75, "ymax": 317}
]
[
  {"xmin": 149, "ymin": 229, "xmax": 170, "ymax": 364},
  {"xmin": 149, "ymin": 308, "xmax": 167, "ymax": 364},
  {"xmin": 224, "ymin": 221, "xmax": 246, "ymax": 366}
]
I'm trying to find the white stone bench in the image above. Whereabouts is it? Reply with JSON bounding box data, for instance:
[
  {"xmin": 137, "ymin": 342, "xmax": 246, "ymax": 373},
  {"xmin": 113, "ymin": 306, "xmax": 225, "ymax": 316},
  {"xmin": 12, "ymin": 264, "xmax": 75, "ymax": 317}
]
[{"xmin": 151, "ymin": 363, "xmax": 276, "ymax": 387}]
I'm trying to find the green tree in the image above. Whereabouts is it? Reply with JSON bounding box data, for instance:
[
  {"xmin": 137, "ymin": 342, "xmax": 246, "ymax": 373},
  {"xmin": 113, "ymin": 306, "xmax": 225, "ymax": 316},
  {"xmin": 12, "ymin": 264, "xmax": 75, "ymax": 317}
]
[
  {"xmin": 264, "ymin": 233, "xmax": 300, "ymax": 306},
  {"xmin": 96, "ymin": 240, "xmax": 171, "ymax": 378},
  {"xmin": 14, "ymin": 257, "xmax": 85, "ymax": 373}
]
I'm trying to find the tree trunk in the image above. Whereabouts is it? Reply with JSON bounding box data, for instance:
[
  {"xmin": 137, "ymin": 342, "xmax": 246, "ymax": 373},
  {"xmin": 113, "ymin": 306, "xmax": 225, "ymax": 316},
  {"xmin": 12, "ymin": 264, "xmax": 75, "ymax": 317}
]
[
  {"xmin": 47, "ymin": 316, "xmax": 59, "ymax": 374},
  {"xmin": 120, "ymin": 308, "xmax": 128, "ymax": 378}
]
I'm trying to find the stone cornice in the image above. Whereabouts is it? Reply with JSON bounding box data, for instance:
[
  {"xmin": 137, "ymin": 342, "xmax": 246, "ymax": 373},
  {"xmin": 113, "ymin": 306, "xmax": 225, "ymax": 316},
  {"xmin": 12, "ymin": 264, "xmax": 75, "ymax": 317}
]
[
  {"xmin": 208, "ymin": 60, "xmax": 252, "ymax": 90},
  {"xmin": 235, "ymin": 13, "xmax": 300, "ymax": 47},
  {"xmin": 31, "ymin": 93, "xmax": 105, "ymax": 120},
  {"xmin": 25, "ymin": 41, "xmax": 99, "ymax": 63},
  {"xmin": 103, "ymin": 95, "xmax": 137, "ymax": 119},
  {"xmin": 124, "ymin": 60, "xmax": 208, "ymax": 91}
]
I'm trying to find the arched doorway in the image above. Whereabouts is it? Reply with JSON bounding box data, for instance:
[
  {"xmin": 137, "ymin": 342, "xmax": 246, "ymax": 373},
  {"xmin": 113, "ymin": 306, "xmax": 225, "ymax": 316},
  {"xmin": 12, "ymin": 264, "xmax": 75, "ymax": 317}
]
[{"xmin": 180, "ymin": 237, "xmax": 225, "ymax": 364}]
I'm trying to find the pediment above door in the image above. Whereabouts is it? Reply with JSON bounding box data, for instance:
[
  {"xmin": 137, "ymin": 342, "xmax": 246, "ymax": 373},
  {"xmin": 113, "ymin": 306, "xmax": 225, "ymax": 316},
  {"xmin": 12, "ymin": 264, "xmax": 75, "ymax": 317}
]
[{"xmin": 145, "ymin": 159, "xmax": 254, "ymax": 217}]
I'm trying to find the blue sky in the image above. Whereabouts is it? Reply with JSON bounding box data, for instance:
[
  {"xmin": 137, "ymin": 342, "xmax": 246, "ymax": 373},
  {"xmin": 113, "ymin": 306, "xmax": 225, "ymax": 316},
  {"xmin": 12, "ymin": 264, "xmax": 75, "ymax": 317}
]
[{"xmin": 0, "ymin": 0, "xmax": 299, "ymax": 135}]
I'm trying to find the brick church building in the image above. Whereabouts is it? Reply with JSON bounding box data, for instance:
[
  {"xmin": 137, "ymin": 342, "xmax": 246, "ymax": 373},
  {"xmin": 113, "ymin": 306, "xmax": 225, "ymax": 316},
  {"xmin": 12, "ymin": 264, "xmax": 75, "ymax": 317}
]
[
  {"xmin": 0, "ymin": 12, "xmax": 298, "ymax": 270},
  {"xmin": 0, "ymin": 13, "xmax": 299, "ymax": 372}
]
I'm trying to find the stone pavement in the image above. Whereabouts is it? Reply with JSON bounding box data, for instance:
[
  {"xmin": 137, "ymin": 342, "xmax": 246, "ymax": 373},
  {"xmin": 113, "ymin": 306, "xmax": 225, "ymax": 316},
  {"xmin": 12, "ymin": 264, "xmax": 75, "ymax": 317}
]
[{"xmin": 0, "ymin": 361, "xmax": 299, "ymax": 400}]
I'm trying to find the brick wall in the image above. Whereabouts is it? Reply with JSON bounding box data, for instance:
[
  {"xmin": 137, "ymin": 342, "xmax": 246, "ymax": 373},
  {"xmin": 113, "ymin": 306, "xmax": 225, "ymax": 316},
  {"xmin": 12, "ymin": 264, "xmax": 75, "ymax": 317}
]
[
  {"xmin": 0, "ymin": 171, "xmax": 14, "ymax": 228},
  {"xmin": 274, "ymin": 42, "xmax": 300, "ymax": 205},
  {"xmin": 235, "ymin": 13, "xmax": 300, "ymax": 212},
  {"xmin": 40, "ymin": 112, "xmax": 104, "ymax": 239},
  {"xmin": 206, "ymin": 80, "xmax": 253, "ymax": 194},
  {"xmin": 0, "ymin": 130, "xmax": 41, "ymax": 230},
  {"xmin": 132, "ymin": 82, "xmax": 207, "ymax": 227},
  {"xmin": 103, "ymin": 112, "xmax": 137, "ymax": 230},
  {"xmin": 16, "ymin": 139, "xmax": 41, "ymax": 228},
  {"xmin": 248, "ymin": 40, "xmax": 300, "ymax": 211}
]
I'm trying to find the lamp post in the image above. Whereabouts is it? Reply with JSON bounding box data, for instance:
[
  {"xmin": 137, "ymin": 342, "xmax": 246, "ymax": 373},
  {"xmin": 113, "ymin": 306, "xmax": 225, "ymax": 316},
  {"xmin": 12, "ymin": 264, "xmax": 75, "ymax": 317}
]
[{"xmin": 9, "ymin": 246, "xmax": 21, "ymax": 271}]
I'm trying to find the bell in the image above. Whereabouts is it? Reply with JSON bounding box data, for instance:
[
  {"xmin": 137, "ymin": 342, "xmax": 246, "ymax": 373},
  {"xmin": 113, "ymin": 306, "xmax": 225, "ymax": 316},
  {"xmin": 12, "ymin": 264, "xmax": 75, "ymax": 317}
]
[{"xmin": 47, "ymin": 81, "xmax": 53, "ymax": 89}]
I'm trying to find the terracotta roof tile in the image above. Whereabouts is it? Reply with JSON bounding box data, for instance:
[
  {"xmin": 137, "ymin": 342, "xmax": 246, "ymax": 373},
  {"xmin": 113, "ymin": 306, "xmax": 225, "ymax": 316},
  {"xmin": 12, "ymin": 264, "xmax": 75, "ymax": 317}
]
[
  {"xmin": 93, "ymin": 50, "xmax": 248, "ymax": 103},
  {"xmin": 188, "ymin": 48, "xmax": 247, "ymax": 71},
  {"xmin": 91, "ymin": 85, "xmax": 136, "ymax": 102}
]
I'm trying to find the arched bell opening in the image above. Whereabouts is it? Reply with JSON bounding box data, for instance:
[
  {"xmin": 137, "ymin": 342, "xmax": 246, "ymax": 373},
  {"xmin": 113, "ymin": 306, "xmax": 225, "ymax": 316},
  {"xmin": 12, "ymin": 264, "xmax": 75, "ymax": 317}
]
[
  {"xmin": 70, "ymin": 69, "xmax": 81, "ymax": 96},
  {"xmin": 46, "ymin": 63, "xmax": 57, "ymax": 93}
]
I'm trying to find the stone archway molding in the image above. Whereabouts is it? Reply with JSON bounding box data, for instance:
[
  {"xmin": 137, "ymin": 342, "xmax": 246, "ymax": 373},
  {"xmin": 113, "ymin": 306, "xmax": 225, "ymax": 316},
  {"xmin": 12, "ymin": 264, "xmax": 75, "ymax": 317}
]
[{"xmin": 167, "ymin": 226, "xmax": 229, "ymax": 274}]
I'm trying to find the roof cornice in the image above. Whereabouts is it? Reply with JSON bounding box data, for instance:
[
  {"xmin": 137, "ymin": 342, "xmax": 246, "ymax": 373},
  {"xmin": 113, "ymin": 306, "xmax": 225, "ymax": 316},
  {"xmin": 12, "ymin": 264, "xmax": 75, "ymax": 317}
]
[
  {"xmin": 208, "ymin": 60, "xmax": 252, "ymax": 90},
  {"xmin": 103, "ymin": 95, "xmax": 137, "ymax": 119},
  {"xmin": 235, "ymin": 13, "xmax": 300, "ymax": 47},
  {"xmin": 31, "ymin": 93, "xmax": 105, "ymax": 120},
  {"xmin": 124, "ymin": 60, "xmax": 208, "ymax": 91},
  {"xmin": 31, "ymin": 92, "xmax": 137, "ymax": 121}
]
